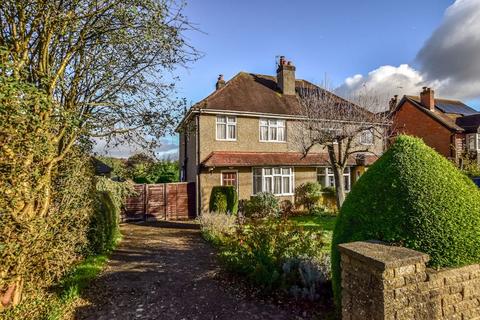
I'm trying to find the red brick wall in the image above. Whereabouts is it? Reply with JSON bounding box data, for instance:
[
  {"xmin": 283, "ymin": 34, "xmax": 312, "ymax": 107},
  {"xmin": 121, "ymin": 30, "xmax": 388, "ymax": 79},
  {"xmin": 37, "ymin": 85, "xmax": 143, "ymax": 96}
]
[{"xmin": 394, "ymin": 101, "xmax": 455, "ymax": 158}]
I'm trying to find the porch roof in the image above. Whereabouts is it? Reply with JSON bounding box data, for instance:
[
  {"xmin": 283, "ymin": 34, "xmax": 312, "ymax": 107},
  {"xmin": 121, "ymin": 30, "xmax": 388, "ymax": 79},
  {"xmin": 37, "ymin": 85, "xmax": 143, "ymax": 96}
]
[{"xmin": 201, "ymin": 151, "xmax": 377, "ymax": 168}]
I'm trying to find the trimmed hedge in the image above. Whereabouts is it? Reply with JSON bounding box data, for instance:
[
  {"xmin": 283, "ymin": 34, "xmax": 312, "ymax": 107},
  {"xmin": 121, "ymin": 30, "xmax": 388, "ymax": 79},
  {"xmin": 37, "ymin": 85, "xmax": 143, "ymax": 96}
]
[
  {"xmin": 209, "ymin": 186, "xmax": 238, "ymax": 214},
  {"xmin": 331, "ymin": 135, "xmax": 480, "ymax": 307}
]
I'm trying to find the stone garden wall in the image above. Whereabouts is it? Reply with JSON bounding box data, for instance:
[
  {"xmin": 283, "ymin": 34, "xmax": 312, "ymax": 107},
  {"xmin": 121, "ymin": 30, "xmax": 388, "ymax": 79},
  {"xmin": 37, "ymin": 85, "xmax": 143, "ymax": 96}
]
[{"xmin": 339, "ymin": 241, "xmax": 480, "ymax": 320}]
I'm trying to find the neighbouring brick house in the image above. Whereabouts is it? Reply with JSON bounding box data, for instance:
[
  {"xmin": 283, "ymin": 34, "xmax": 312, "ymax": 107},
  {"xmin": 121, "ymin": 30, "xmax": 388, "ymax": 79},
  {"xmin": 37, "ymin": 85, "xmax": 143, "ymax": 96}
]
[
  {"xmin": 391, "ymin": 87, "xmax": 480, "ymax": 164},
  {"xmin": 177, "ymin": 58, "xmax": 383, "ymax": 214}
]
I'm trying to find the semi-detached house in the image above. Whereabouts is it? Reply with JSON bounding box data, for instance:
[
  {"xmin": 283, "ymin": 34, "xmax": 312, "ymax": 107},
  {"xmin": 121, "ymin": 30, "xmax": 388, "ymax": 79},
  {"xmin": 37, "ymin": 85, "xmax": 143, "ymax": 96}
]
[{"xmin": 177, "ymin": 58, "xmax": 383, "ymax": 214}]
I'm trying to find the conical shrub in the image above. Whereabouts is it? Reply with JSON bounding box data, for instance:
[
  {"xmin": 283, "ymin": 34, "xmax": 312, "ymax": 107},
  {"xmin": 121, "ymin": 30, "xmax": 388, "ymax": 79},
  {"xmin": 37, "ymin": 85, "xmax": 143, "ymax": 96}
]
[{"xmin": 331, "ymin": 135, "xmax": 480, "ymax": 306}]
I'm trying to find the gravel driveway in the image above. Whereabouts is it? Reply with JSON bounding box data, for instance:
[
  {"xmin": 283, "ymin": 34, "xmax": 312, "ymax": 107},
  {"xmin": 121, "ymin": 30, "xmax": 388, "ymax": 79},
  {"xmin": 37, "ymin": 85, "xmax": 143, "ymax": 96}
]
[{"xmin": 73, "ymin": 221, "xmax": 322, "ymax": 320}]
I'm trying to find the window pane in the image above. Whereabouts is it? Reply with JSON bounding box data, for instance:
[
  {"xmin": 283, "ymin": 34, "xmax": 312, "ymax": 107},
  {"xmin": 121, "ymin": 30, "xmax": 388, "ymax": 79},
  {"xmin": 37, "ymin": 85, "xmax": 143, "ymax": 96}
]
[
  {"xmin": 274, "ymin": 176, "xmax": 282, "ymax": 194},
  {"xmin": 277, "ymin": 127, "xmax": 285, "ymax": 141},
  {"xmin": 269, "ymin": 127, "xmax": 277, "ymax": 140},
  {"xmin": 260, "ymin": 126, "xmax": 268, "ymax": 140},
  {"xmin": 327, "ymin": 167, "xmax": 333, "ymax": 174},
  {"xmin": 264, "ymin": 168, "xmax": 272, "ymax": 175},
  {"xmin": 216, "ymin": 115, "xmax": 226, "ymax": 123},
  {"xmin": 317, "ymin": 175, "xmax": 326, "ymax": 187},
  {"xmin": 254, "ymin": 175, "xmax": 262, "ymax": 194},
  {"xmin": 253, "ymin": 168, "xmax": 262, "ymax": 175},
  {"xmin": 278, "ymin": 120, "xmax": 285, "ymax": 127},
  {"xmin": 283, "ymin": 176, "xmax": 290, "ymax": 194},
  {"xmin": 217, "ymin": 124, "xmax": 226, "ymax": 139},
  {"xmin": 282, "ymin": 168, "xmax": 290, "ymax": 175},
  {"xmin": 227, "ymin": 116, "xmax": 236, "ymax": 123},
  {"xmin": 274, "ymin": 167, "xmax": 281, "ymax": 175},
  {"xmin": 264, "ymin": 177, "xmax": 272, "ymax": 193},
  {"xmin": 328, "ymin": 176, "xmax": 335, "ymax": 187},
  {"xmin": 260, "ymin": 119, "xmax": 268, "ymax": 126},
  {"xmin": 269, "ymin": 119, "xmax": 277, "ymax": 126},
  {"xmin": 227, "ymin": 124, "xmax": 236, "ymax": 139}
]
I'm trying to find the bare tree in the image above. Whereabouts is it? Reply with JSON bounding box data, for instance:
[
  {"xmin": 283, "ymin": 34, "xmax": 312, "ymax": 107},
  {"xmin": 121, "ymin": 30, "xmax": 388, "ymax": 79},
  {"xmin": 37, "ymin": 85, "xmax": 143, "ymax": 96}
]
[{"xmin": 293, "ymin": 85, "xmax": 392, "ymax": 208}]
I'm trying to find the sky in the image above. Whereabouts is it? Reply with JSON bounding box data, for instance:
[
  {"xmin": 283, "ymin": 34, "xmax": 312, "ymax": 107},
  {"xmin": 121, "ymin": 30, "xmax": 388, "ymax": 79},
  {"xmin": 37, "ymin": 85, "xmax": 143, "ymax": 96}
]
[{"xmin": 95, "ymin": 0, "xmax": 480, "ymax": 158}]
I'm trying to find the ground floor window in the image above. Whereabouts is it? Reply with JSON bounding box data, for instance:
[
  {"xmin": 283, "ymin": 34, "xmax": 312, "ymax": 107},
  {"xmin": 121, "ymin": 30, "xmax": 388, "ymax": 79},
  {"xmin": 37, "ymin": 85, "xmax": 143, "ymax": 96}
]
[
  {"xmin": 316, "ymin": 166, "xmax": 351, "ymax": 191},
  {"xmin": 253, "ymin": 167, "xmax": 294, "ymax": 195},
  {"xmin": 221, "ymin": 171, "xmax": 238, "ymax": 188}
]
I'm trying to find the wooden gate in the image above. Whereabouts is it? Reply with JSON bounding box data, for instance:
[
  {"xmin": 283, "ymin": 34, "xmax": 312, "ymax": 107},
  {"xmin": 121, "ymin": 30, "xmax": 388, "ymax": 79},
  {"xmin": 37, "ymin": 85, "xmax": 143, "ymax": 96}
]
[{"xmin": 123, "ymin": 182, "xmax": 196, "ymax": 221}]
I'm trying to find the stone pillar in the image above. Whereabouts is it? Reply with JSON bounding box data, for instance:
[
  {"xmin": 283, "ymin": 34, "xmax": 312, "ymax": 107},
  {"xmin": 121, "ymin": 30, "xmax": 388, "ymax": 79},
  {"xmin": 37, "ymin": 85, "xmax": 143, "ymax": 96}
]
[{"xmin": 338, "ymin": 241, "xmax": 429, "ymax": 320}]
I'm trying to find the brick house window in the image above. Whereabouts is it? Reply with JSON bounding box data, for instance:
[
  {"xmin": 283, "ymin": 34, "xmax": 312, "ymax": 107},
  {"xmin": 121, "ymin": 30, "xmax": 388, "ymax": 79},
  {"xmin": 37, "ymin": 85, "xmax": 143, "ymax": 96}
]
[
  {"xmin": 317, "ymin": 167, "xmax": 351, "ymax": 192},
  {"xmin": 216, "ymin": 115, "xmax": 236, "ymax": 140},
  {"xmin": 253, "ymin": 167, "xmax": 293, "ymax": 195},
  {"xmin": 259, "ymin": 119, "xmax": 286, "ymax": 142}
]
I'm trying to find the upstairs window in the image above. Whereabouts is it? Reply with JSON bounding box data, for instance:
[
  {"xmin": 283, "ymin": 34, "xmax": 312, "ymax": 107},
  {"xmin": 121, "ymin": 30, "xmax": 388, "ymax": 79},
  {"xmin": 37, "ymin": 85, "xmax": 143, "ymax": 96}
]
[
  {"xmin": 216, "ymin": 115, "xmax": 236, "ymax": 140},
  {"xmin": 260, "ymin": 119, "xmax": 286, "ymax": 142},
  {"xmin": 360, "ymin": 129, "xmax": 374, "ymax": 145}
]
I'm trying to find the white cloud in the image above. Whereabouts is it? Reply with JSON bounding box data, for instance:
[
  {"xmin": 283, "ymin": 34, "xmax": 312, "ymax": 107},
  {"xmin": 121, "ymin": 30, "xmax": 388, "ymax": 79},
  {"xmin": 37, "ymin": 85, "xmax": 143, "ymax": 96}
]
[
  {"xmin": 339, "ymin": 0, "xmax": 480, "ymax": 102},
  {"xmin": 336, "ymin": 64, "xmax": 424, "ymax": 100},
  {"xmin": 93, "ymin": 137, "xmax": 179, "ymax": 159}
]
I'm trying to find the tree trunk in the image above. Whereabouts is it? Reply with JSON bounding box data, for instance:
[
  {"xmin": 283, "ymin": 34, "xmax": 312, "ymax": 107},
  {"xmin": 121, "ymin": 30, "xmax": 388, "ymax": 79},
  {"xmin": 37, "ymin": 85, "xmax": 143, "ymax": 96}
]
[{"xmin": 333, "ymin": 166, "xmax": 346, "ymax": 209}]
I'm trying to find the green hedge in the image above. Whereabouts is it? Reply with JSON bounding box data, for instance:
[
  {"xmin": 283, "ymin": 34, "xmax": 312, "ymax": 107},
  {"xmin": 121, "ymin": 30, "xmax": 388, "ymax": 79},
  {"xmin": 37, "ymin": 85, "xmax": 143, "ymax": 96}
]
[
  {"xmin": 331, "ymin": 135, "xmax": 480, "ymax": 307},
  {"xmin": 209, "ymin": 186, "xmax": 238, "ymax": 214}
]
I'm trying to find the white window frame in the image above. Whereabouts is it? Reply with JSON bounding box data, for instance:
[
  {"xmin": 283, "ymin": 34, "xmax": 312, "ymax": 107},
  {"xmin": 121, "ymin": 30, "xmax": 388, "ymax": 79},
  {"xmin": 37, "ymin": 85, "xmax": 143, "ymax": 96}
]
[
  {"xmin": 220, "ymin": 170, "xmax": 239, "ymax": 191},
  {"xmin": 360, "ymin": 129, "xmax": 374, "ymax": 145},
  {"xmin": 216, "ymin": 115, "xmax": 237, "ymax": 141},
  {"xmin": 259, "ymin": 118, "xmax": 286, "ymax": 142},
  {"xmin": 316, "ymin": 166, "xmax": 351, "ymax": 192},
  {"xmin": 252, "ymin": 167, "xmax": 294, "ymax": 195}
]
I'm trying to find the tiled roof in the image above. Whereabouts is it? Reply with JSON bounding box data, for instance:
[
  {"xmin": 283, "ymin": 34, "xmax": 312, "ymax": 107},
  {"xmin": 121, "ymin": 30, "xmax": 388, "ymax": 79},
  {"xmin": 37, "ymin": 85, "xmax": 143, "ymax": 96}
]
[
  {"xmin": 189, "ymin": 72, "xmax": 369, "ymax": 118},
  {"xmin": 201, "ymin": 151, "xmax": 377, "ymax": 167}
]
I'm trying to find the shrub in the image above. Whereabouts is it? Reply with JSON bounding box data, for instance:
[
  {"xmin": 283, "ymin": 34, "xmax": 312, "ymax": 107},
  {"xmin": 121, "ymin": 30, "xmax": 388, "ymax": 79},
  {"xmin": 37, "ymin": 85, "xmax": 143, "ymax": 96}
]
[
  {"xmin": 219, "ymin": 218, "xmax": 324, "ymax": 291},
  {"xmin": 244, "ymin": 192, "xmax": 279, "ymax": 218},
  {"xmin": 197, "ymin": 212, "xmax": 237, "ymax": 245},
  {"xmin": 209, "ymin": 186, "xmax": 238, "ymax": 214},
  {"xmin": 283, "ymin": 254, "xmax": 331, "ymax": 301},
  {"xmin": 280, "ymin": 199, "xmax": 294, "ymax": 217},
  {"xmin": 331, "ymin": 135, "xmax": 480, "ymax": 307},
  {"xmin": 89, "ymin": 177, "xmax": 135, "ymax": 254},
  {"xmin": 295, "ymin": 182, "xmax": 323, "ymax": 210}
]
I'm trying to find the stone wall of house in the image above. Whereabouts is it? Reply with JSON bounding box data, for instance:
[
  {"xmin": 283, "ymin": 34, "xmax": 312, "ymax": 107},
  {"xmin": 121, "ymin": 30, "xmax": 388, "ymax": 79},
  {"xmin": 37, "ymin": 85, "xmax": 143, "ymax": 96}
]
[{"xmin": 339, "ymin": 241, "xmax": 480, "ymax": 320}]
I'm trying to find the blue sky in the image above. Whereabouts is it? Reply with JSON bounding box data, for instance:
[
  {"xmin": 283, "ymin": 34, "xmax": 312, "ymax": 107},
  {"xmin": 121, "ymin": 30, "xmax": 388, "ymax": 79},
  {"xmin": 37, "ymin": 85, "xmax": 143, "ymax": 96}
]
[
  {"xmin": 175, "ymin": 0, "xmax": 453, "ymax": 103},
  {"xmin": 97, "ymin": 0, "xmax": 480, "ymax": 157}
]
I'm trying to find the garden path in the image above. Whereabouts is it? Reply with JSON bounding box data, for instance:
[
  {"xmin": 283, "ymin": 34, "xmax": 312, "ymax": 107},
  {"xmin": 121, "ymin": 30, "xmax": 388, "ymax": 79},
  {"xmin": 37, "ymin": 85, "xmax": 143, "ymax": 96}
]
[{"xmin": 73, "ymin": 221, "xmax": 313, "ymax": 320}]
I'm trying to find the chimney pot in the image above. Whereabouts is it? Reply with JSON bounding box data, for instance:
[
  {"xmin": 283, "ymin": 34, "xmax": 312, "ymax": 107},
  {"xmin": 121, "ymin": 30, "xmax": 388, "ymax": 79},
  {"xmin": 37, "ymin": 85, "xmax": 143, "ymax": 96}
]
[{"xmin": 215, "ymin": 74, "xmax": 226, "ymax": 90}]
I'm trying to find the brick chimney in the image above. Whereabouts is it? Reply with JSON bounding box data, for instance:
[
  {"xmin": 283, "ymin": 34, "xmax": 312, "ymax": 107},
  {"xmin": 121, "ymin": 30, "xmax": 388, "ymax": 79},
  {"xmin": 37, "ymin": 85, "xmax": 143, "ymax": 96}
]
[
  {"xmin": 420, "ymin": 87, "xmax": 435, "ymax": 111},
  {"xmin": 389, "ymin": 95, "xmax": 398, "ymax": 112},
  {"xmin": 276, "ymin": 56, "xmax": 296, "ymax": 95},
  {"xmin": 216, "ymin": 74, "xmax": 226, "ymax": 90}
]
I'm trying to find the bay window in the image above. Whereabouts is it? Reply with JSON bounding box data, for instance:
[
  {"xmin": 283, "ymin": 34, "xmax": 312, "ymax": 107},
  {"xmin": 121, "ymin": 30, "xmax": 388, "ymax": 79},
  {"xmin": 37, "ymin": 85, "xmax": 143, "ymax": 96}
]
[
  {"xmin": 316, "ymin": 167, "xmax": 351, "ymax": 192},
  {"xmin": 360, "ymin": 129, "xmax": 374, "ymax": 145},
  {"xmin": 259, "ymin": 119, "xmax": 286, "ymax": 142},
  {"xmin": 253, "ymin": 167, "xmax": 294, "ymax": 195},
  {"xmin": 216, "ymin": 115, "xmax": 236, "ymax": 140}
]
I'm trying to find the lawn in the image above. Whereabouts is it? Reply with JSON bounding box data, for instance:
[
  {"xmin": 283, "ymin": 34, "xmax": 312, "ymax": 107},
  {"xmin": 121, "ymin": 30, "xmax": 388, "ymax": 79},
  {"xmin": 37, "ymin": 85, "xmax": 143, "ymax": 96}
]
[{"xmin": 289, "ymin": 214, "xmax": 337, "ymax": 253}]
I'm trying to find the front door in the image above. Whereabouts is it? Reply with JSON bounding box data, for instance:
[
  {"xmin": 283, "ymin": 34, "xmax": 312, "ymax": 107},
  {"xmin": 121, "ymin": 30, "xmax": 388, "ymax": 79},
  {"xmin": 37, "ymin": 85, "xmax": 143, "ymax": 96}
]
[{"xmin": 221, "ymin": 171, "xmax": 238, "ymax": 190}]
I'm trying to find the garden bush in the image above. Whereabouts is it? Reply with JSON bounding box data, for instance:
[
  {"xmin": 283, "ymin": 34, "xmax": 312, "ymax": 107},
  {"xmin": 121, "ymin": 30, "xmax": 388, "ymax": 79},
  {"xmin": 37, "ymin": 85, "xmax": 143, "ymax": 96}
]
[
  {"xmin": 197, "ymin": 212, "xmax": 237, "ymax": 245},
  {"xmin": 209, "ymin": 186, "xmax": 238, "ymax": 214},
  {"xmin": 295, "ymin": 182, "xmax": 323, "ymax": 210},
  {"xmin": 331, "ymin": 135, "xmax": 480, "ymax": 307},
  {"xmin": 218, "ymin": 218, "xmax": 324, "ymax": 291},
  {"xmin": 88, "ymin": 177, "xmax": 135, "ymax": 254},
  {"xmin": 244, "ymin": 192, "xmax": 279, "ymax": 218}
]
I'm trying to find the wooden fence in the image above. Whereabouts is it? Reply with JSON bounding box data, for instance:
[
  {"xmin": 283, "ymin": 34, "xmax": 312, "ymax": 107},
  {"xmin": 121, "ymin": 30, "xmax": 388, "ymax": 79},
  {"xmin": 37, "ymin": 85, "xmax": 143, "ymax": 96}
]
[{"xmin": 123, "ymin": 182, "xmax": 196, "ymax": 221}]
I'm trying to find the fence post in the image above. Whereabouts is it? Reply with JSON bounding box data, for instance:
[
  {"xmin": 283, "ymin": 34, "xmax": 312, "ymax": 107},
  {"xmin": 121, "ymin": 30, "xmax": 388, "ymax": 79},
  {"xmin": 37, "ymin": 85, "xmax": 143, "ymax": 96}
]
[{"xmin": 143, "ymin": 184, "xmax": 147, "ymax": 221}]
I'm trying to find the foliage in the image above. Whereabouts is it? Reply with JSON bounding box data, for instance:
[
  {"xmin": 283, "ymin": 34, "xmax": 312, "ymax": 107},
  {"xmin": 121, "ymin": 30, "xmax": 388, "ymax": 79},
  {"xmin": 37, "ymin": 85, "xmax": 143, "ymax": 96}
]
[
  {"xmin": 244, "ymin": 192, "xmax": 280, "ymax": 218},
  {"xmin": 283, "ymin": 255, "xmax": 331, "ymax": 301},
  {"xmin": 331, "ymin": 135, "xmax": 480, "ymax": 307},
  {"xmin": 197, "ymin": 212, "xmax": 238, "ymax": 245},
  {"xmin": 218, "ymin": 218, "xmax": 324, "ymax": 291},
  {"xmin": 320, "ymin": 187, "xmax": 337, "ymax": 213},
  {"xmin": 88, "ymin": 178, "xmax": 134, "ymax": 254},
  {"xmin": 209, "ymin": 186, "xmax": 238, "ymax": 214},
  {"xmin": 280, "ymin": 199, "xmax": 294, "ymax": 217},
  {"xmin": 460, "ymin": 157, "xmax": 480, "ymax": 177},
  {"xmin": 295, "ymin": 182, "xmax": 323, "ymax": 210}
]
